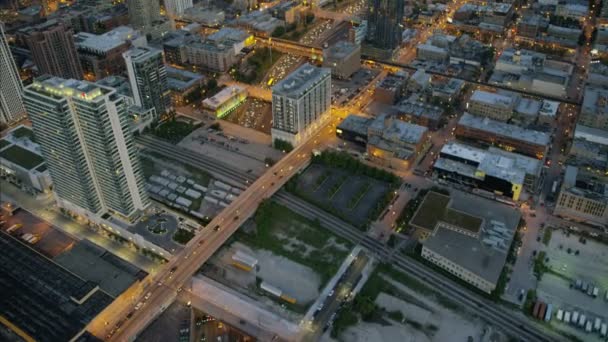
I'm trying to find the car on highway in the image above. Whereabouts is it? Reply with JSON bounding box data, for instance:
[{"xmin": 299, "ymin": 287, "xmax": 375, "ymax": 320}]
[
  {"xmin": 328, "ymin": 290, "xmax": 335, "ymax": 297},
  {"xmin": 214, "ymin": 225, "xmax": 221, "ymax": 232}
]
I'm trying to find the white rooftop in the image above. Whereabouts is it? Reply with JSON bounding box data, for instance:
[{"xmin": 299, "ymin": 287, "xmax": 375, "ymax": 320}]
[{"xmin": 470, "ymin": 90, "xmax": 516, "ymax": 108}]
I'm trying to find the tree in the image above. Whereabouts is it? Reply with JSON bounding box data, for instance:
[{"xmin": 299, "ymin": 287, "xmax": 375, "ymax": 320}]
[
  {"xmin": 272, "ymin": 26, "xmax": 286, "ymax": 37},
  {"xmin": 306, "ymin": 13, "xmax": 315, "ymax": 24},
  {"xmin": 206, "ymin": 78, "xmax": 218, "ymax": 91}
]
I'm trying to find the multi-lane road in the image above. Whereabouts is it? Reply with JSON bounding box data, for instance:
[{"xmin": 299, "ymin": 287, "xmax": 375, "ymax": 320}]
[{"xmin": 134, "ymin": 135, "xmax": 567, "ymax": 342}]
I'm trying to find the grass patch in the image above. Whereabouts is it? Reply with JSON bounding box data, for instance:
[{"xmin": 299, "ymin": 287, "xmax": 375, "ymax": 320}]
[
  {"xmin": 173, "ymin": 228, "xmax": 195, "ymax": 244},
  {"xmin": 273, "ymin": 138, "xmax": 293, "ymax": 152},
  {"xmin": 234, "ymin": 48, "xmax": 283, "ymax": 84},
  {"xmin": 395, "ymin": 187, "xmax": 448, "ymax": 234},
  {"xmin": 347, "ymin": 182, "xmax": 371, "ymax": 209},
  {"xmin": 533, "ymin": 251, "xmax": 549, "ymax": 280},
  {"xmin": 153, "ymin": 118, "xmax": 198, "ymax": 143},
  {"xmin": 542, "ymin": 229, "xmax": 552, "ymax": 246},
  {"xmin": 236, "ymin": 200, "xmax": 352, "ymax": 286}
]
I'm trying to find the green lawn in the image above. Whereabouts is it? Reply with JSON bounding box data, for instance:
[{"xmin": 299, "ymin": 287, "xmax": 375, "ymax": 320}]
[
  {"xmin": 410, "ymin": 191, "xmax": 482, "ymax": 234},
  {"xmin": 153, "ymin": 119, "xmax": 198, "ymax": 143},
  {"xmin": 173, "ymin": 228, "xmax": 195, "ymax": 244},
  {"xmin": 0, "ymin": 145, "xmax": 44, "ymax": 170}
]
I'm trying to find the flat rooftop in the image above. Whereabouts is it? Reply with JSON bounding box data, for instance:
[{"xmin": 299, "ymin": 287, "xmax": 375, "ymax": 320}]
[
  {"xmin": 0, "ymin": 144, "xmax": 44, "ymax": 170},
  {"xmin": 202, "ymin": 85, "xmax": 246, "ymax": 109},
  {"xmin": 411, "ymin": 191, "xmax": 483, "ymax": 234},
  {"xmin": 29, "ymin": 75, "xmax": 109, "ymax": 101},
  {"xmin": 574, "ymin": 124, "xmax": 608, "ymax": 146},
  {"xmin": 166, "ymin": 66, "xmax": 205, "ymax": 91},
  {"xmin": 370, "ymin": 115, "xmax": 428, "ymax": 144},
  {"xmin": 272, "ymin": 63, "xmax": 330, "ymax": 98},
  {"xmin": 470, "ymin": 90, "xmax": 516, "ymax": 108},
  {"xmin": 54, "ymin": 240, "xmax": 146, "ymax": 298},
  {"xmin": 458, "ymin": 112, "xmax": 550, "ymax": 146},
  {"xmin": 324, "ymin": 40, "xmax": 359, "ymax": 60},
  {"xmin": 420, "ymin": 190, "xmax": 521, "ymax": 284},
  {"xmin": 0, "ymin": 231, "xmax": 113, "ymax": 341},
  {"xmin": 337, "ymin": 114, "xmax": 373, "ymax": 136}
]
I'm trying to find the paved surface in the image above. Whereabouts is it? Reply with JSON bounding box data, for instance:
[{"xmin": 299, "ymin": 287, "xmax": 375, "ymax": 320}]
[
  {"xmin": 89, "ymin": 113, "xmax": 338, "ymax": 341},
  {"xmin": 0, "ymin": 180, "xmax": 159, "ymax": 273}
]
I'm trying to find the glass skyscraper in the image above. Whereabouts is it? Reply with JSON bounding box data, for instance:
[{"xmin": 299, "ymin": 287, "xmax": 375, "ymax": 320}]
[{"xmin": 366, "ymin": 0, "xmax": 404, "ymax": 51}]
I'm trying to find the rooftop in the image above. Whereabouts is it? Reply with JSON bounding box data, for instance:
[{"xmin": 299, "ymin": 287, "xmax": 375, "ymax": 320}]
[
  {"xmin": 562, "ymin": 166, "xmax": 608, "ymax": 202},
  {"xmin": 574, "ymin": 124, "xmax": 608, "ymax": 146},
  {"xmin": 470, "ymin": 90, "xmax": 516, "ymax": 109},
  {"xmin": 410, "ymin": 191, "xmax": 483, "ymax": 234},
  {"xmin": 369, "ymin": 115, "xmax": 428, "ymax": 144},
  {"xmin": 272, "ymin": 63, "xmax": 330, "ymax": 98},
  {"xmin": 75, "ymin": 26, "xmax": 141, "ymax": 53},
  {"xmin": 323, "ymin": 40, "xmax": 360, "ymax": 60},
  {"xmin": 419, "ymin": 190, "xmax": 521, "ymax": 284},
  {"xmin": 539, "ymin": 100, "xmax": 559, "ymax": 117},
  {"xmin": 582, "ymin": 86, "xmax": 608, "ymax": 115},
  {"xmin": 166, "ymin": 66, "xmax": 205, "ymax": 91},
  {"xmin": 202, "ymin": 85, "xmax": 246, "ymax": 108},
  {"xmin": 394, "ymin": 99, "xmax": 443, "ymax": 121},
  {"xmin": 29, "ymin": 75, "xmax": 108, "ymax": 101},
  {"xmin": 0, "ymin": 232, "xmax": 113, "ymax": 341},
  {"xmin": 337, "ymin": 114, "xmax": 373, "ymax": 136},
  {"xmin": 458, "ymin": 112, "xmax": 550, "ymax": 146},
  {"xmin": 122, "ymin": 46, "xmax": 162, "ymax": 62},
  {"xmin": 0, "ymin": 144, "xmax": 44, "ymax": 170}
]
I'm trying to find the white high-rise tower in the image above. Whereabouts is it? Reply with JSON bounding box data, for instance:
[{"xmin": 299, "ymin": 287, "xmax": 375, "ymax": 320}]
[
  {"xmin": 0, "ymin": 23, "xmax": 26, "ymax": 125},
  {"xmin": 23, "ymin": 76, "xmax": 150, "ymax": 220}
]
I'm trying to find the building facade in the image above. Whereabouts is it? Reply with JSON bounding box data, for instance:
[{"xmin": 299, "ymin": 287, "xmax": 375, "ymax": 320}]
[
  {"xmin": 0, "ymin": 23, "xmax": 26, "ymax": 125},
  {"xmin": 126, "ymin": 0, "xmax": 161, "ymax": 30},
  {"xmin": 23, "ymin": 76, "xmax": 150, "ymax": 221},
  {"xmin": 21, "ymin": 20, "xmax": 83, "ymax": 79},
  {"xmin": 467, "ymin": 90, "xmax": 517, "ymax": 122},
  {"xmin": 554, "ymin": 166, "xmax": 608, "ymax": 227},
  {"xmin": 271, "ymin": 63, "xmax": 331, "ymax": 146},
  {"xmin": 164, "ymin": 0, "xmax": 193, "ymax": 17},
  {"xmin": 366, "ymin": 0, "xmax": 404, "ymax": 51},
  {"xmin": 123, "ymin": 47, "xmax": 170, "ymax": 117},
  {"xmin": 322, "ymin": 41, "xmax": 361, "ymax": 79}
]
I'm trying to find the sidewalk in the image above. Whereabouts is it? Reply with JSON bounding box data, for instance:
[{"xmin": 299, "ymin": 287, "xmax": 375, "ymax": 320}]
[{"xmin": 0, "ymin": 180, "xmax": 159, "ymax": 273}]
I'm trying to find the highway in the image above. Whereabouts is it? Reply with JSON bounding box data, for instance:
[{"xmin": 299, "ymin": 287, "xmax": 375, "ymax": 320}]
[
  {"xmin": 88, "ymin": 118, "xmax": 334, "ymax": 340},
  {"xmin": 135, "ymin": 136, "xmax": 567, "ymax": 342}
]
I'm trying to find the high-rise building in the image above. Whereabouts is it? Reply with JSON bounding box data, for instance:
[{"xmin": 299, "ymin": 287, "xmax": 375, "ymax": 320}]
[
  {"xmin": 21, "ymin": 20, "xmax": 83, "ymax": 79},
  {"xmin": 127, "ymin": 0, "xmax": 161, "ymax": 30},
  {"xmin": 123, "ymin": 46, "xmax": 170, "ymax": 116},
  {"xmin": 271, "ymin": 63, "xmax": 331, "ymax": 146},
  {"xmin": 23, "ymin": 76, "xmax": 150, "ymax": 220},
  {"xmin": 366, "ymin": 0, "xmax": 404, "ymax": 51},
  {"xmin": 0, "ymin": 23, "xmax": 26, "ymax": 125},
  {"xmin": 164, "ymin": 0, "xmax": 193, "ymax": 17}
]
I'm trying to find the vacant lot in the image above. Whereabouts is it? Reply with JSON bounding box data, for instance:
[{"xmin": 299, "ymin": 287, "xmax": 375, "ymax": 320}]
[
  {"xmin": 292, "ymin": 164, "xmax": 392, "ymax": 228},
  {"xmin": 237, "ymin": 200, "xmax": 352, "ymax": 287}
]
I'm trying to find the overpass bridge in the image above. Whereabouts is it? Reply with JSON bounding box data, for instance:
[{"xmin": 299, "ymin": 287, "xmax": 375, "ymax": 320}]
[{"xmin": 256, "ymin": 36, "xmax": 324, "ymax": 61}]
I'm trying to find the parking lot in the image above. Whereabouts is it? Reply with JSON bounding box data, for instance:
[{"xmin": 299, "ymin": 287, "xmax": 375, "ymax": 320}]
[
  {"xmin": 295, "ymin": 164, "xmax": 391, "ymax": 227},
  {"xmin": 1, "ymin": 207, "xmax": 75, "ymax": 258},
  {"xmin": 537, "ymin": 229, "xmax": 608, "ymax": 320},
  {"xmin": 224, "ymin": 98, "xmax": 272, "ymax": 134}
]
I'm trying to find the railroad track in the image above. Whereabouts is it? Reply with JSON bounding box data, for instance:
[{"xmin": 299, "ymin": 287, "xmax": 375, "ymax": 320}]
[{"xmin": 136, "ymin": 136, "xmax": 564, "ymax": 342}]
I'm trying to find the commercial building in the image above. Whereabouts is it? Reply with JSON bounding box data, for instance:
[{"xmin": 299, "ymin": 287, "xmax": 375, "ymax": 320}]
[
  {"xmin": 348, "ymin": 19, "xmax": 368, "ymax": 45},
  {"xmin": 554, "ymin": 166, "xmax": 607, "ymax": 228},
  {"xmin": 123, "ymin": 46, "xmax": 170, "ymax": 116},
  {"xmin": 164, "ymin": 0, "xmax": 193, "ymax": 17},
  {"xmin": 23, "ymin": 76, "xmax": 150, "ymax": 221},
  {"xmin": 367, "ymin": 114, "xmax": 430, "ymax": 171},
  {"xmin": 569, "ymin": 125, "xmax": 608, "ymax": 176},
  {"xmin": 235, "ymin": 10, "xmax": 285, "ymax": 37},
  {"xmin": 202, "ymin": 85, "xmax": 247, "ymax": 118},
  {"xmin": 271, "ymin": 63, "xmax": 331, "ymax": 146},
  {"xmin": 416, "ymin": 43, "xmax": 448, "ymax": 62},
  {"xmin": 365, "ymin": 0, "xmax": 404, "ymax": 52},
  {"xmin": 0, "ymin": 23, "xmax": 26, "ymax": 125},
  {"xmin": 322, "ymin": 41, "xmax": 361, "ymax": 79},
  {"xmin": 336, "ymin": 114, "xmax": 372, "ymax": 145},
  {"xmin": 490, "ymin": 49, "xmax": 572, "ymax": 98},
  {"xmin": 126, "ymin": 0, "xmax": 161, "ymax": 30},
  {"xmin": 374, "ymin": 73, "xmax": 407, "ymax": 104},
  {"xmin": 394, "ymin": 98, "xmax": 443, "ymax": 131},
  {"xmin": 414, "ymin": 190, "xmax": 521, "ymax": 294},
  {"xmin": 455, "ymin": 113, "xmax": 550, "ymax": 159},
  {"xmin": 185, "ymin": 28, "xmax": 253, "ymax": 72},
  {"xmin": 20, "ymin": 20, "xmax": 83, "ymax": 79},
  {"xmin": 431, "ymin": 77, "xmax": 465, "ymax": 103},
  {"xmin": 0, "ymin": 232, "xmax": 113, "ymax": 342},
  {"xmin": 467, "ymin": 90, "xmax": 518, "ymax": 122},
  {"xmin": 166, "ymin": 66, "xmax": 205, "ymax": 107},
  {"xmin": 0, "ymin": 125, "xmax": 52, "ymax": 193},
  {"xmin": 74, "ymin": 26, "xmax": 146, "ymax": 81},
  {"xmin": 580, "ymin": 86, "xmax": 608, "ymax": 130},
  {"xmin": 182, "ymin": 6, "xmax": 225, "ymax": 27},
  {"xmin": 433, "ymin": 141, "xmax": 542, "ymax": 201}
]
